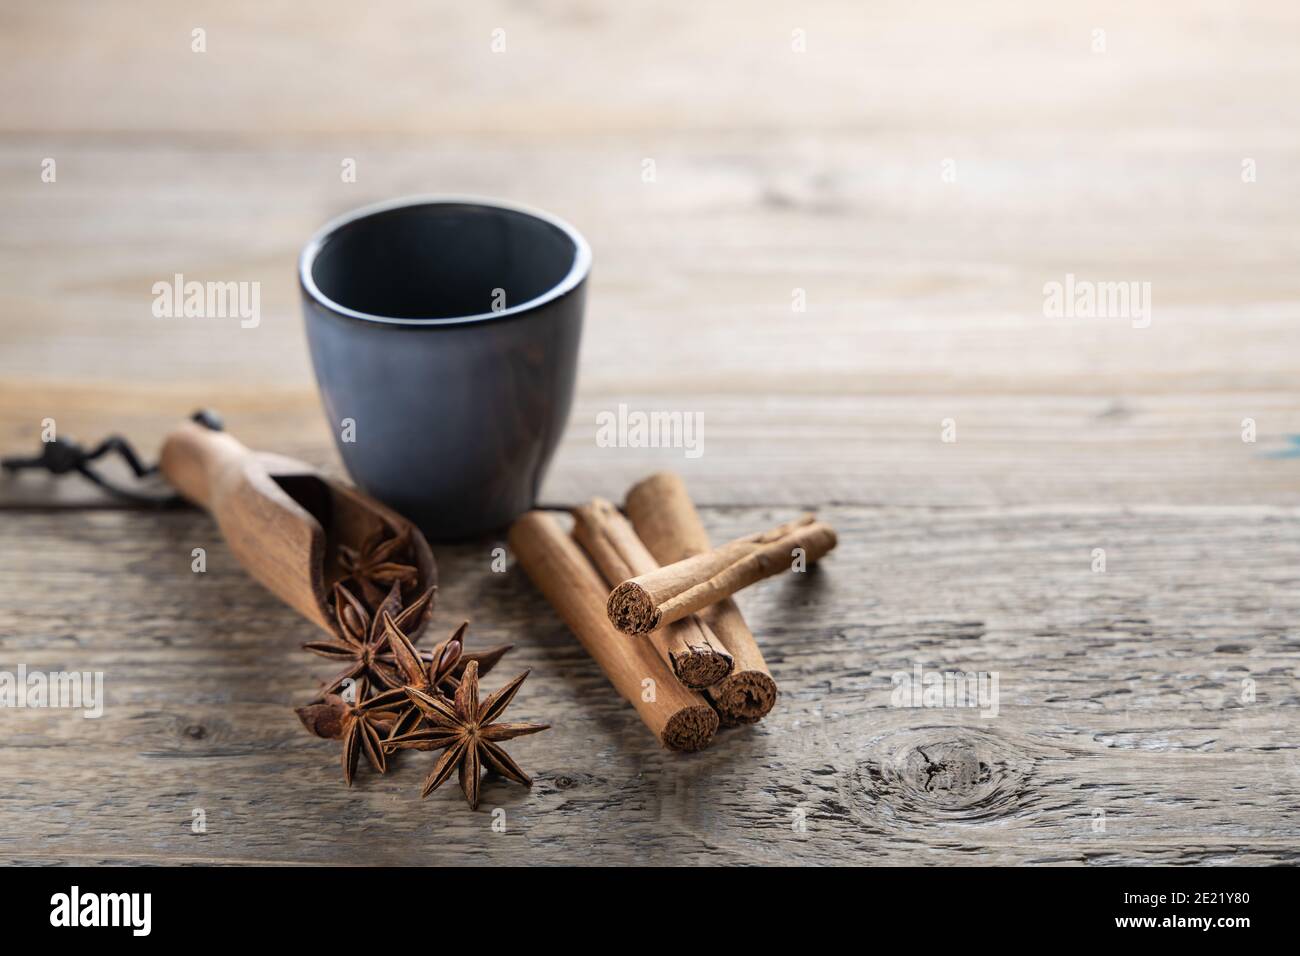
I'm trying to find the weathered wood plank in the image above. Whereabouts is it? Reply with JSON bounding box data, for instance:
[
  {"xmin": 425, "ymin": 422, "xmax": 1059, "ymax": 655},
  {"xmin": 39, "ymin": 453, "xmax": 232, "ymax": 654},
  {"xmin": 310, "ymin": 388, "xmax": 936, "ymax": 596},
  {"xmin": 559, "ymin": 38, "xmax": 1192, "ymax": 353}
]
[
  {"xmin": 1, "ymin": 506, "xmax": 1296, "ymax": 865},
  {"xmin": 5, "ymin": 384, "xmax": 1299, "ymax": 510},
  {"xmin": 4, "ymin": 136, "xmax": 1300, "ymax": 395}
]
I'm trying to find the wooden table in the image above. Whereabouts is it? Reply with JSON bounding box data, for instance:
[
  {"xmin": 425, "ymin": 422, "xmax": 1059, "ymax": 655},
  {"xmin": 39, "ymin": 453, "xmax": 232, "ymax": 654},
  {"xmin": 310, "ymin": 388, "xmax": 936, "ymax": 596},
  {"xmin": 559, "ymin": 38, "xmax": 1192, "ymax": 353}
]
[{"xmin": 2, "ymin": 0, "xmax": 1298, "ymax": 865}]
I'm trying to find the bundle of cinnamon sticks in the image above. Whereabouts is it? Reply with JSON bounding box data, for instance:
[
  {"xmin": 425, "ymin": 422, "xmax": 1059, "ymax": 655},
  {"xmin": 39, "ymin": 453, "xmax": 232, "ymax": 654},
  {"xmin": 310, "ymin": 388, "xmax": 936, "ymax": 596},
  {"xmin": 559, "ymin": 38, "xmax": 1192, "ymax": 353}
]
[{"xmin": 508, "ymin": 472, "xmax": 837, "ymax": 752}]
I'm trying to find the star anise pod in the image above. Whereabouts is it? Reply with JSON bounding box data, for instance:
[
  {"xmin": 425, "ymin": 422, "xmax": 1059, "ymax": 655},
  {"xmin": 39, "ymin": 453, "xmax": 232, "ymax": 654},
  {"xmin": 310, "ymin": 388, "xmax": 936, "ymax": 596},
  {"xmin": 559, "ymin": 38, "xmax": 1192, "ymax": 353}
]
[
  {"xmin": 295, "ymin": 677, "xmax": 403, "ymax": 786},
  {"xmin": 385, "ymin": 660, "xmax": 548, "ymax": 810},
  {"xmin": 369, "ymin": 617, "xmax": 515, "ymax": 740},
  {"xmin": 374, "ymin": 632, "xmax": 511, "ymax": 690},
  {"xmin": 339, "ymin": 525, "xmax": 420, "ymax": 608},
  {"xmin": 370, "ymin": 619, "xmax": 465, "ymax": 740},
  {"xmin": 304, "ymin": 580, "xmax": 434, "ymax": 695}
]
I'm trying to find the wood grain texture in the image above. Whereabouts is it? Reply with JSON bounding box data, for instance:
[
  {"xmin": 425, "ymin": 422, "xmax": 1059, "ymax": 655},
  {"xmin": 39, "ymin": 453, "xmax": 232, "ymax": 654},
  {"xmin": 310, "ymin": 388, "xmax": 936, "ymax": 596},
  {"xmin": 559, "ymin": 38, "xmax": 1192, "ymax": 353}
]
[
  {"xmin": 1, "ymin": 0, "xmax": 1299, "ymax": 864},
  {"xmin": 0, "ymin": 506, "xmax": 1297, "ymax": 865}
]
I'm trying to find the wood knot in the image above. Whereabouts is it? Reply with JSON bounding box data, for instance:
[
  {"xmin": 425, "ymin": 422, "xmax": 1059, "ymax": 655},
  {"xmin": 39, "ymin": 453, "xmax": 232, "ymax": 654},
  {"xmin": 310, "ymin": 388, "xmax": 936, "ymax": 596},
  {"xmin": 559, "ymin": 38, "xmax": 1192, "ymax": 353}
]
[
  {"xmin": 532, "ymin": 770, "xmax": 601, "ymax": 798},
  {"xmin": 127, "ymin": 713, "xmax": 234, "ymax": 756},
  {"xmin": 850, "ymin": 726, "xmax": 1037, "ymax": 827}
]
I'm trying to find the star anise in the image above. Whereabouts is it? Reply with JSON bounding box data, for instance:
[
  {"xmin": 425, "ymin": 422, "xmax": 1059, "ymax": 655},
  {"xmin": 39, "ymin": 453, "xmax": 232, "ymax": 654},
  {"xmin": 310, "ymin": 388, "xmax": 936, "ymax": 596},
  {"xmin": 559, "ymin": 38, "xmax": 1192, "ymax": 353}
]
[
  {"xmin": 385, "ymin": 660, "xmax": 548, "ymax": 809},
  {"xmin": 369, "ymin": 619, "xmax": 465, "ymax": 740},
  {"xmin": 295, "ymin": 677, "xmax": 403, "ymax": 786},
  {"xmin": 304, "ymin": 580, "xmax": 434, "ymax": 695},
  {"xmin": 376, "ymin": 637, "xmax": 512, "ymax": 694},
  {"xmin": 339, "ymin": 525, "xmax": 420, "ymax": 608},
  {"xmin": 369, "ymin": 617, "xmax": 514, "ymax": 740}
]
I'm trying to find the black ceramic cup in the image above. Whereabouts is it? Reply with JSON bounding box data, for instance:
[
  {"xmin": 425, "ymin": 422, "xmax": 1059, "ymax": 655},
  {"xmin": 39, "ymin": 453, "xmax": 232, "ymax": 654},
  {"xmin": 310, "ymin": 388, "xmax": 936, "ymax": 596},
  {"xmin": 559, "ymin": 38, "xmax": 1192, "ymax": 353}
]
[{"xmin": 299, "ymin": 197, "xmax": 589, "ymax": 540}]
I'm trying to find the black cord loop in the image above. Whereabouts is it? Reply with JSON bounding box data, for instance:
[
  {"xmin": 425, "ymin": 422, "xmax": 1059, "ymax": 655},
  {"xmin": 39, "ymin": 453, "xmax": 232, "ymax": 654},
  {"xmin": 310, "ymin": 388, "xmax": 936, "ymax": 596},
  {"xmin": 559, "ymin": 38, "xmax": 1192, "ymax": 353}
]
[{"xmin": 1, "ymin": 409, "xmax": 223, "ymax": 507}]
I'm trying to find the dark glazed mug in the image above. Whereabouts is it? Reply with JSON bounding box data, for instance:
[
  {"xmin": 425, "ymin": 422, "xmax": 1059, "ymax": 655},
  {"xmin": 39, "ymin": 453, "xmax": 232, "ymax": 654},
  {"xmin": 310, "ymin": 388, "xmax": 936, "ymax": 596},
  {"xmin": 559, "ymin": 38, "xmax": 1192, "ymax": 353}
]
[{"xmin": 299, "ymin": 196, "xmax": 589, "ymax": 540}]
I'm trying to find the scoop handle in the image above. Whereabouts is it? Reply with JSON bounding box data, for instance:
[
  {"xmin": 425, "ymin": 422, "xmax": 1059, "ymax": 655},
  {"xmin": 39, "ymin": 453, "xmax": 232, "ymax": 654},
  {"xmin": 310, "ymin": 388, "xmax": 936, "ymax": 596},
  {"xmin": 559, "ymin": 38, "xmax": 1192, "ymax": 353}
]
[
  {"xmin": 159, "ymin": 421, "xmax": 256, "ymax": 511},
  {"xmin": 159, "ymin": 419, "xmax": 333, "ymax": 634}
]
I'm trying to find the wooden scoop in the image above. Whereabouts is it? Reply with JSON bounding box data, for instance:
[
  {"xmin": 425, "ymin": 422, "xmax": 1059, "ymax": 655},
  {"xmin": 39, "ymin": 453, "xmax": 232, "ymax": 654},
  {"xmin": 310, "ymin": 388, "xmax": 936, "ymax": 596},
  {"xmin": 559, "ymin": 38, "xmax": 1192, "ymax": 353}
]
[{"xmin": 158, "ymin": 420, "xmax": 436, "ymax": 640}]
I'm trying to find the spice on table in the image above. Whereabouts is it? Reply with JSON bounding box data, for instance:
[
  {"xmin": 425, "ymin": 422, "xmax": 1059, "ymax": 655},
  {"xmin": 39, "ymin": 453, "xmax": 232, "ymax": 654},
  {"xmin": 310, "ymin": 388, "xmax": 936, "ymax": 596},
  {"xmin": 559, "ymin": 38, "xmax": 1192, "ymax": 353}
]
[
  {"xmin": 384, "ymin": 661, "xmax": 549, "ymax": 810},
  {"xmin": 508, "ymin": 510, "xmax": 720, "ymax": 751},
  {"xmin": 374, "ymin": 629, "xmax": 511, "ymax": 683},
  {"xmin": 295, "ymin": 677, "xmax": 403, "ymax": 786},
  {"xmin": 607, "ymin": 514, "xmax": 837, "ymax": 635},
  {"xmin": 303, "ymin": 581, "xmax": 435, "ymax": 695},
  {"xmin": 372, "ymin": 618, "xmax": 466, "ymax": 739},
  {"xmin": 369, "ymin": 617, "xmax": 517, "ymax": 740},
  {"xmin": 571, "ymin": 497, "xmax": 733, "ymax": 689},
  {"xmin": 625, "ymin": 472, "xmax": 778, "ymax": 725}
]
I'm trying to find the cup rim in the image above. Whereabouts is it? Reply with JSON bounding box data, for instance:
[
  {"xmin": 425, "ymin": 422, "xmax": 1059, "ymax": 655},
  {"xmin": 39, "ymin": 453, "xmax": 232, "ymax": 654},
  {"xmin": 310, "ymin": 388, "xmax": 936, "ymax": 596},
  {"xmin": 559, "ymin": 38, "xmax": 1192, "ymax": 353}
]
[{"xmin": 298, "ymin": 194, "xmax": 592, "ymax": 327}]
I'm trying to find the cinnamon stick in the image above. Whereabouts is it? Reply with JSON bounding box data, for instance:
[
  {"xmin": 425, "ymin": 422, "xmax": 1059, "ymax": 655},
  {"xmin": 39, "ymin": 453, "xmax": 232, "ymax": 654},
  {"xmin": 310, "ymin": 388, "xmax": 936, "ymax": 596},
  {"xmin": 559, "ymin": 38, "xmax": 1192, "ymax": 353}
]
[
  {"xmin": 607, "ymin": 512, "xmax": 837, "ymax": 636},
  {"xmin": 625, "ymin": 472, "xmax": 778, "ymax": 724},
  {"xmin": 508, "ymin": 510, "xmax": 719, "ymax": 751},
  {"xmin": 571, "ymin": 498, "xmax": 733, "ymax": 689}
]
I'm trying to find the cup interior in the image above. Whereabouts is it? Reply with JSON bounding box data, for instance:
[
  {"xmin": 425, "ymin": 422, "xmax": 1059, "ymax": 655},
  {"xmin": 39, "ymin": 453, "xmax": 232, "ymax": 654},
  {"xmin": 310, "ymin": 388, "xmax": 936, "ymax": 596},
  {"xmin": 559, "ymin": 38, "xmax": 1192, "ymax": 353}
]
[{"xmin": 307, "ymin": 201, "xmax": 582, "ymax": 321}]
